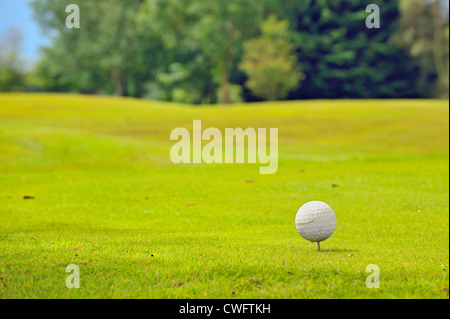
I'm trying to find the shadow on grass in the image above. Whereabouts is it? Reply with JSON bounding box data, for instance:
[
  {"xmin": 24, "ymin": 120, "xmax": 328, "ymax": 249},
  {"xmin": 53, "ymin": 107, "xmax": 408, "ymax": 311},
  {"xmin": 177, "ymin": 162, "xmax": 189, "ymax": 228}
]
[{"xmin": 319, "ymin": 249, "xmax": 359, "ymax": 253}]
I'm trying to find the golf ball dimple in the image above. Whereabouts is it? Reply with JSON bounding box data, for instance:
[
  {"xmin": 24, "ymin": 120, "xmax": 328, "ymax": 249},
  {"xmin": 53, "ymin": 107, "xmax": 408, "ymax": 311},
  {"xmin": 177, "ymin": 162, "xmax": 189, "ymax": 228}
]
[{"xmin": 295, "ymin": 201, "xmax": 336, "ymax": 242}]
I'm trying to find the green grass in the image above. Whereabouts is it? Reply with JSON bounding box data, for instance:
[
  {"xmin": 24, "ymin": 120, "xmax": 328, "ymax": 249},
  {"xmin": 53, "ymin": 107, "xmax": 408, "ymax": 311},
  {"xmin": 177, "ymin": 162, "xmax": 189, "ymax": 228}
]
[{"xmin": 0, "ymin": 93, "xmax": 448, "ymax": 298}]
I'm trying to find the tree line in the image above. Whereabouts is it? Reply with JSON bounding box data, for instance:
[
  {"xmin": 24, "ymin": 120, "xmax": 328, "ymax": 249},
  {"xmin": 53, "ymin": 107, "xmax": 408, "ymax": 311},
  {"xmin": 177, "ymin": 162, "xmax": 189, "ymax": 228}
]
[{"xmin": 0, "ymin": 0, "xmax": 448, "ymax": 103}]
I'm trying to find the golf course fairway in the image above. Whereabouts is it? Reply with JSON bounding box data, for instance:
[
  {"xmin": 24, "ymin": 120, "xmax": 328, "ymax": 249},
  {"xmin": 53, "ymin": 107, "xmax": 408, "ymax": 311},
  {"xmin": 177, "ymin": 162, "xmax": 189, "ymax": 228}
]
[{"xmin": 0, "ymin": 93, "xmax": 448, "ymax": 298}]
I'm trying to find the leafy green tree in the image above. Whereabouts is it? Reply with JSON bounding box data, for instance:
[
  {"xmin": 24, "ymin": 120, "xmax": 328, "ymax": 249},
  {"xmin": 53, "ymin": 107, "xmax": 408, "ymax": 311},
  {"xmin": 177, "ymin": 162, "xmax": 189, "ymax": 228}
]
[
  {"xmin": 31, "ymin": 0, "xmax": 157, "ymax": 97},
  {"xmin": 188, "ymin": 0, "xmax": 264, "ymax": 104},
  {"xmin": 239, "ymin": 16, "xmax": 302, "ymax": 101},
  {"xmin": 140, "ymin": 0, "xmax": 266, "ymax": 104},
  {"xmin": 137, "ymin": 0, "xmax": 210, "ymax": 103},
  {"xmin": 29, "ymin": 41, "xmax": 104, "ymax": 93},
  {"xmin": 0, "ymin": 28, "xmax": 26, "ymax": 92}
]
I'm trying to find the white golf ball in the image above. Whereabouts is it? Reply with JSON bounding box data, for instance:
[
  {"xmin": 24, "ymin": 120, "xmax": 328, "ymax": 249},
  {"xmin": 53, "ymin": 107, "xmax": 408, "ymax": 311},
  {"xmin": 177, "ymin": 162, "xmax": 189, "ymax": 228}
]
[{"xmin": 295, "ymin": 201, "xmax": 336, "ymax": 242}]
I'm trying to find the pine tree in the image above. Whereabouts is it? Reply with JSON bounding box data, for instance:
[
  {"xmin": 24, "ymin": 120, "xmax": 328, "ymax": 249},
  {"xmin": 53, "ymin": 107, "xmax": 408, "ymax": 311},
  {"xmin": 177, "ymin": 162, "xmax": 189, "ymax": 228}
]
[{"xmin": 290, "ymin": 0, "xmax": 420, "ymax": 99}]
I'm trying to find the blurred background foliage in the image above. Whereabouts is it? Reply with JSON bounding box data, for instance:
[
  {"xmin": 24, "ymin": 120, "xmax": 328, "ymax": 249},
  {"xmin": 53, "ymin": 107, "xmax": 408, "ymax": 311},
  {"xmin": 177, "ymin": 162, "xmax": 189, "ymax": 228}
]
[{"xmin": 0, "ymin": 0, "xmax": 448, "ymax": 103}]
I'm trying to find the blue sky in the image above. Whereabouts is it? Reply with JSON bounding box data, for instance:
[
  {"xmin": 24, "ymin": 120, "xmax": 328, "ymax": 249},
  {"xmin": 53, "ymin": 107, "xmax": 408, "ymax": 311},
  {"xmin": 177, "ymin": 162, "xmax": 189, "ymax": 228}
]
[{"xmin": 0, "ymin": 0, "xmax": 49, "ymax": 63}]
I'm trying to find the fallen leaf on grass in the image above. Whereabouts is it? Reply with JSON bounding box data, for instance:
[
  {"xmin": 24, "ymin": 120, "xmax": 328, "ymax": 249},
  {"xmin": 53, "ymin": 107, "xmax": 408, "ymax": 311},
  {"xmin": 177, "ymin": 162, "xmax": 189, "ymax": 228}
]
[
  {"xmin": 170, "ymin": 282, "xmax": 184, "ymax": 287},
  {"xmin": 23, "ymin": 195, "xmax": 35, "ymax": 199},
  {"xmin": 247, "ymin": 279, "xmax": 264, "ymax": 284}
]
